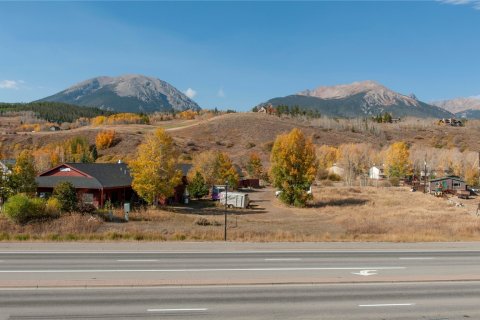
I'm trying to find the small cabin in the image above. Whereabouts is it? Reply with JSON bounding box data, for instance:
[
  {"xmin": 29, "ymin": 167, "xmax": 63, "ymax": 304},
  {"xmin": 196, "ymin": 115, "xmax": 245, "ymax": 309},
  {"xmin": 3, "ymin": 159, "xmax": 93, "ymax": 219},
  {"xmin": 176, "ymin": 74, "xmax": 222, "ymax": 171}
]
[{"xmin": 428, "ymin": 176, "xmax": 467, "ymax": 194}]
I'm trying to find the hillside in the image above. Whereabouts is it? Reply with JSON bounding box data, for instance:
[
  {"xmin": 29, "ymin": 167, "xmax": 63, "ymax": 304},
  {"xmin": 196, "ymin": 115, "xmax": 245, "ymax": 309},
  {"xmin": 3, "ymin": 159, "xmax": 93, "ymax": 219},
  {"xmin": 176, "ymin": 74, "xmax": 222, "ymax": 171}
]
[
  {"xmin": 37, "ymin": 74, "xmax": 200, "ymax": 113},
  {"xmin": 1, "ymin": 113, "xmax": 479, "ymax": 167},
  {"xmin": 0, "ymin": 102, "xmax": 112, "ymax": 123},
  {"xmin": 259, "ymin": 81, "xmax": 453, "ymax": 119}
]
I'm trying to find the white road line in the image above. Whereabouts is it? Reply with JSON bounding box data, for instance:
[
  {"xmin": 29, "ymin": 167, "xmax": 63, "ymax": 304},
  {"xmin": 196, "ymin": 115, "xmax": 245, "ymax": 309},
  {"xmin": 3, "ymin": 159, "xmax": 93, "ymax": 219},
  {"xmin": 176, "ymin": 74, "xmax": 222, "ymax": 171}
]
[
  {"xmin": 117, "ymin": 260, "xmax": 159, "ymax": 262},
  {"xmin": 359, "ymin": 303, "xmax": 414, "ymax": 307},
  {"xmin": 0, "ymin": 249, "xmax": 477, "ymax": 254},
  {"xmin": 147, "ymin": 308, "xmax": 207, "ymax": 312},
  {"xmin": 0, "ymin": 267, "xmax": 405, "ymax": 273},
  {"xmin": 264, "ymin": 258, "xmax": 302, "ymax": 261},
  {"xmin": 399, "ymin": 257, "xmax": 435, "ymax": 260}
]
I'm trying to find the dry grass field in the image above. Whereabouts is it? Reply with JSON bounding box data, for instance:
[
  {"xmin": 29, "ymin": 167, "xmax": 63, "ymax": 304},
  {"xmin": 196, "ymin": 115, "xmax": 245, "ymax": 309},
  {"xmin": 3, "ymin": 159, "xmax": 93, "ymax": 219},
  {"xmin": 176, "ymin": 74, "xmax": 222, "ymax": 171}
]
[{"xmin": 1, "ymin": 186, "xmax": 478, "ymax": 242}]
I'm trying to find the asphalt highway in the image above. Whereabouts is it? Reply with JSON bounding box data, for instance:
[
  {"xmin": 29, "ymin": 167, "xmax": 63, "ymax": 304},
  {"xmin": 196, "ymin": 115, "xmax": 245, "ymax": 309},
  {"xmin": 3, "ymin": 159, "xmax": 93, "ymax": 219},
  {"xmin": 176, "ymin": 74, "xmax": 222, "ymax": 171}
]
[
  {"xmin": 1, "ymin": 282, "xmax": 479, "ymax": 319},
  {"xmin": 0, "ymin": 247, "xmax": 480, "ymax": 286},
  {"xmin": 0, "ymin": 242, "xmax": 479, "ymax": 319}
]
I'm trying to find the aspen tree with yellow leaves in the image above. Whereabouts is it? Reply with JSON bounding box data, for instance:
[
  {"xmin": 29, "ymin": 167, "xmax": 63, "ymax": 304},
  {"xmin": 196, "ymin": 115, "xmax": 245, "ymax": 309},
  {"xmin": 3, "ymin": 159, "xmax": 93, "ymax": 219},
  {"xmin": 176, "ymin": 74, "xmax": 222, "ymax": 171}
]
[
  {"xmin": 385, "ymin": 141, "xmax": 412, "ymax": 178},
  {"xmin": 130, "ymin": 128, "xmax": 182, "ymax": 205},
  {"xmin": 188, "ymin": 151, "xmax": 239, "ymax": 188},
  {"xmin": 270, "ymin": 128, "xmax": 317, "ymax": 207}
]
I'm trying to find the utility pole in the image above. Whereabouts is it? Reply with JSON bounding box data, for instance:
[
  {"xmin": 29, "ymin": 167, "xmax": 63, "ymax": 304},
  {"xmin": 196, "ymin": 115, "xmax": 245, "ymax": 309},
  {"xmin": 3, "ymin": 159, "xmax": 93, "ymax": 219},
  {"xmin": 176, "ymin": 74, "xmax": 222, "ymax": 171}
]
[
  {"xmin": 424, "ymin": 154, "xmax": 428, "ymax": 193},
  {"xmin": 224, "ymin": 182, "xmax": 228, "ymax": 241}
]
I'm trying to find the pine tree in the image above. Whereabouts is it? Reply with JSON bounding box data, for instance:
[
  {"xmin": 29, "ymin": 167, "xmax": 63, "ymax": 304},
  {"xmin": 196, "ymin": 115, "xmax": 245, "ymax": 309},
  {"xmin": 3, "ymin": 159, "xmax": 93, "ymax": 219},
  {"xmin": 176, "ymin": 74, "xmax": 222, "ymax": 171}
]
[{"xmin": 187, "ymin": 171, "xmax": 209, "ymax": 199}]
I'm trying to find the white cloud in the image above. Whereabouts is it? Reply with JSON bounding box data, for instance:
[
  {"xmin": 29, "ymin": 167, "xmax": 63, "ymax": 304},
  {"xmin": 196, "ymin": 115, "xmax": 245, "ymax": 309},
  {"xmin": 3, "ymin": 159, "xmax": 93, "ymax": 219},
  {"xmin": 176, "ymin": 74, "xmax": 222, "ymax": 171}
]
[
  {"xmin": 0, "ymin": 80, "xmax": 21, "ymax": 90},
  {"xmin": 184, "ymin": 88, "xmax": 197, "ymax": 99},
  {"xmin": 439, "ymin": 0, "xmax": 480, "ymax": 9},
  {"xmin": 217, "ymin": 88, "xmax": 225, "ymax": 98}
]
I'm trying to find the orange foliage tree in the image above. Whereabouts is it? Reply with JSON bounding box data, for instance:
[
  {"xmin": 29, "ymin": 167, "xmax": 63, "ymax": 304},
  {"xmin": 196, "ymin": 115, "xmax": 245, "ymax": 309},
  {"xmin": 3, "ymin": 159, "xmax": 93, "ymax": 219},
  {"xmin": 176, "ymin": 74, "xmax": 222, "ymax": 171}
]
[{"xmin": 95, "ymin": 130, "xmax": 116, "ymax": 150}]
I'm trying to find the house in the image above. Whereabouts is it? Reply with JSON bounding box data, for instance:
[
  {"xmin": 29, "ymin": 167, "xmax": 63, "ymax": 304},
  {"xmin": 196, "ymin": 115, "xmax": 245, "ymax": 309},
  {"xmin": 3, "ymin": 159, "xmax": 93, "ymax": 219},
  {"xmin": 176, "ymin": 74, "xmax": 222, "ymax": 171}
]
[
  {"xmin": 428, "ymin": 176, "xmax": 467, "ymax": 194},
  {"xmin": 0, "ymin": 159, "xmax": 16, "ymax": 176},
  {"xmin": 37, "ymin": 162, "xmax": 193, "ymax": 207},
  {"xmin": 369, "ymin": 165, "xmax": 386, "ymax": 180},
  {"xmin": 439, "ymin": 118, "xmax": 463, "ymax": 127},
  {"xmin": 257, "ymin": 106, "xmax": 268, "ymax": 113},
  {"xmin": 328, "ymin": 163, "xmax": 345, "ymax": 177},
  {"xmin": 49, "ymin": 125, "xmax": 61, "ymax": 131},
  {"xmin": 257, "ymin": 104, "xmax": 276, "ymax": 115},
  {"xmin": 36, "ymin": 163, "xmax": 133, "ymax": 208}
]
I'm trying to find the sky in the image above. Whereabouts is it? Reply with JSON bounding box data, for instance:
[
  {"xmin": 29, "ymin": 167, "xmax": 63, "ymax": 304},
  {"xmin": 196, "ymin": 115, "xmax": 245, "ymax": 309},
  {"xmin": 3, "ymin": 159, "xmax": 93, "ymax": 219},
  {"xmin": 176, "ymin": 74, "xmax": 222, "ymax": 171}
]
[{"xmin": 1, "ymin": 1, "xmax": 480, "ymax": 110}]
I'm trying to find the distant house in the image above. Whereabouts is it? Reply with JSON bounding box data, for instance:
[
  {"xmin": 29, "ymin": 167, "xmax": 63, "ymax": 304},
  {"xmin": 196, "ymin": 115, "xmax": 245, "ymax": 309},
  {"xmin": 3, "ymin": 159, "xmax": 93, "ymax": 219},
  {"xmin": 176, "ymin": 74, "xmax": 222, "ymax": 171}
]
[
  {"xmin": 428, "ymin": 176, "xmax": 467, "ymax": 194},
  {"xmin": 328, "ymin": 163, "xmax": 345, "ymax": 177},
  {"xmin": 439, "ymin": 118, "xmax": 463, "ymax": 127},
  {"xmin": 0, "ymin": 159, "xmax": 16, "ymax": 176},
  {"xmin": 257, "ymin": 106, "xmax": 268, "ymax": 113},
  {"xmin": 36, "ymin": 163, "xmax": 133, "ymax": 208},
  {"xmin": 369, "ymin": 165, "xmax": 386, "ymax": 180},
  {"xmin": 257, "ymin": 104, "xmax": 276, "ymax": 115},
  {"xmin": 49, "ymin": 125, "xmax": 61, "ymax": 131}
]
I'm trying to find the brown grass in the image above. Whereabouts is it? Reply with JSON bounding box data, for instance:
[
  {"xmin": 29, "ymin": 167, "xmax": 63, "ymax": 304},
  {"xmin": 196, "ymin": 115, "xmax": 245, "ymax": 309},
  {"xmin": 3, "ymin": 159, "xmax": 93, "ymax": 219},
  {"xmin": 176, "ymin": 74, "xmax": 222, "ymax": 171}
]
[{"xmin": 1, "ymin": 187, "xmax": 478, "ymax": 242}]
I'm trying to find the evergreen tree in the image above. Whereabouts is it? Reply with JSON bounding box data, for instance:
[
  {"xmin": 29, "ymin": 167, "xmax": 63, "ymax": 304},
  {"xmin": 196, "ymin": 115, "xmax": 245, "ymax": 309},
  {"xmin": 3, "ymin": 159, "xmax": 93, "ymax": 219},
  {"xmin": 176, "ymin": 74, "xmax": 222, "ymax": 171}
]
[
  {"xmin": 53, "ymin": 181, "xmax": 78, "ymax": 212},
  {"xmin": 187, "ymin": 171, "xmax": 209, "ymax": 199}
]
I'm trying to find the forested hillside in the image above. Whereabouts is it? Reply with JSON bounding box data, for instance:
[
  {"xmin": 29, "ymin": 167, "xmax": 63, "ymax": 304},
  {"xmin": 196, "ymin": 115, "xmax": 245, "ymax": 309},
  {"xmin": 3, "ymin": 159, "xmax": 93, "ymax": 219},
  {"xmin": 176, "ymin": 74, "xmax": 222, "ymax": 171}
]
[{"xmin": 0, "ymin": 102, "xmax": 113, "ymax": 123}]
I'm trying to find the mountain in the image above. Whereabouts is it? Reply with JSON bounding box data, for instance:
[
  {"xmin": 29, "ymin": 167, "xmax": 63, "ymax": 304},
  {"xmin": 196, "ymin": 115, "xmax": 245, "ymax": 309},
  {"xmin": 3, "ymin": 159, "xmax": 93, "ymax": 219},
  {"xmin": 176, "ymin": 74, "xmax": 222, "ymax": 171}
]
[
  {"xmin": 259, "ymin": 81, "xmax": 453, "ymax": 118},
  {"xmin": 37, "ymin": 74, "xmax": 200, "ymax": 113},
  {"xmin": 431, "ymin": 96, "xmax": 480, "ymax": 119}
]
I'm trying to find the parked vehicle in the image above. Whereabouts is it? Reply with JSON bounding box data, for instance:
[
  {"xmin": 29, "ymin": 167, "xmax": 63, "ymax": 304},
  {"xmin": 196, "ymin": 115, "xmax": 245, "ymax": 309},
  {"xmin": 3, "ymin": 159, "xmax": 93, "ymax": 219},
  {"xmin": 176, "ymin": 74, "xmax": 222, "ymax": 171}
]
[
  {"xmin": 275, "ymin": 186, "xmax": 312, "ymax": 197},
  {"xmin": 211, "ymin": 185, "xmax": 227, "ymax": 200},
  {"xmin": 219, "ymin": 191, "xmax": 250, "ymax": 209}
]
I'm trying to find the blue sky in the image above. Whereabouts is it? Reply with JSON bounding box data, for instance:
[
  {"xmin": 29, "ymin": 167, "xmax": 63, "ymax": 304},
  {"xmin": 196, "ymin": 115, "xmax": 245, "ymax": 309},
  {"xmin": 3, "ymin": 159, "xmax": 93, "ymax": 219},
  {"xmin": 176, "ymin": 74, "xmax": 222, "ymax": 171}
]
[{"xmin": 1, "ymin": 1, "xmax": 479, "ymax": 110}]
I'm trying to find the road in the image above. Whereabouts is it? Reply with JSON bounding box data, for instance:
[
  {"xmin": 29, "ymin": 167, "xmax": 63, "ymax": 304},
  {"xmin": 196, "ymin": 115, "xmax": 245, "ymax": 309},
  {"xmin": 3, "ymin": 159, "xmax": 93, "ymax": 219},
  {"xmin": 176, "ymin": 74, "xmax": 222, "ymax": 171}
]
[
  {"xmin": 1, "ymin": 282, "xmax": 480, "ymax": 319},
  {"xmin": 0, "ymin": 242, "xmax": 479, "ymax": 319}
]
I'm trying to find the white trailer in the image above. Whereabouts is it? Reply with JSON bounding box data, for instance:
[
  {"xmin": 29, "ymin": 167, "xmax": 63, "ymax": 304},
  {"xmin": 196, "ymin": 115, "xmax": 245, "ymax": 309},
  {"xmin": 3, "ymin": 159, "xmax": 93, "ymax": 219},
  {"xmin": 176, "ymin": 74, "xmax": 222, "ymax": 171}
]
[{"xmin": 219, "ymin": 191, "xmax": 250, "ymax": 209}]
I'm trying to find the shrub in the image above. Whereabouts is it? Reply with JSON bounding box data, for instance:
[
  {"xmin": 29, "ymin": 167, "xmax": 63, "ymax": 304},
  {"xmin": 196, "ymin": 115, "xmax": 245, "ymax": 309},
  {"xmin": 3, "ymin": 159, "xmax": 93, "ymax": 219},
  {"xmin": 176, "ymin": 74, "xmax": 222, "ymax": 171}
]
[
  {"xmin": 3, "ymin": 194, "xmax": 46, "ymax": 224},
  {"xmin": 328, "ymin": 173, "xmax": 342, "ymax": 181},
  {"xmin": 389, "ymin": 177, "xmax": 400, "ymax": 187},
  {"xmin": 45, "ymin": 197, "xmax": 61, "ymax": 217},
  {"xmin": 77, "ymin": 202, "xmax": 96, "ymax": 214},
  {"xmin": 53, "ymin": 181, "xmax": 78, "ymax": 212},
  {"xmin": 95, "ymin": 130, "xmax": 116, "ymax": 150}
]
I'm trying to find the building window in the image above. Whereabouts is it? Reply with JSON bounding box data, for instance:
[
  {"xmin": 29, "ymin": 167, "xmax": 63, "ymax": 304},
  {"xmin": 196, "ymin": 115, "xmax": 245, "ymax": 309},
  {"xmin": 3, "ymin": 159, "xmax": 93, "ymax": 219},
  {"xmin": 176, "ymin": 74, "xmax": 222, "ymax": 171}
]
[
  {"xmin": 453, "ymin": 182, "xmax": 461, "ymax": 187},
  {"xmin": 83, "ymin": 193, "xmax": 94, "ymax": 204},
  {"xmin": 60, "ymin": 167, "xmax": 71, "ymax": 172}
]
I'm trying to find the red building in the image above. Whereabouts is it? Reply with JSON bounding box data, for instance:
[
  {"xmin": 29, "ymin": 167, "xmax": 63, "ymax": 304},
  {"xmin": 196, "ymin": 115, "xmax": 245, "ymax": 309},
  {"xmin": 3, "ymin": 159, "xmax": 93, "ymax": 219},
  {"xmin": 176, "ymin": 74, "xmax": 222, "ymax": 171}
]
[
  {"xmin": 36, "ymin": 163, "xmax": 133, "ymax": 208},
  {"xmin": 36, "ymin": 162, "xmax": 192, "ymax": 208}
]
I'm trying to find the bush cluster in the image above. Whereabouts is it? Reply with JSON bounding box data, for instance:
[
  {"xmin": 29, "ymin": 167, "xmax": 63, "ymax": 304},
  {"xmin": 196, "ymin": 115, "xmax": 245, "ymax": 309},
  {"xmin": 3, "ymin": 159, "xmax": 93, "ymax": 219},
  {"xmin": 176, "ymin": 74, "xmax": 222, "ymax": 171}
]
[{"xmin": 3, "ymin": 194, "xmax": 61, "ymax": 224}]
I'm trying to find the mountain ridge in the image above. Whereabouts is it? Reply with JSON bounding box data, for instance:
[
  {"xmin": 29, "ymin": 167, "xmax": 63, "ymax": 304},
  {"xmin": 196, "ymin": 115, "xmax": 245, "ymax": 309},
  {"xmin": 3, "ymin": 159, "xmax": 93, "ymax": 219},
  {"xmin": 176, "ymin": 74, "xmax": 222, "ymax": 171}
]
[
  {"xmin": 431, "ymin": 96, "xmax": 480, "ymax": 119},
  {"xmin": 37, "ymin": 74, "xmax": 200, "ymax": 113},
  {"xmin": 258, "ymin": 81, "xmax": 454, "ymax": 119}
]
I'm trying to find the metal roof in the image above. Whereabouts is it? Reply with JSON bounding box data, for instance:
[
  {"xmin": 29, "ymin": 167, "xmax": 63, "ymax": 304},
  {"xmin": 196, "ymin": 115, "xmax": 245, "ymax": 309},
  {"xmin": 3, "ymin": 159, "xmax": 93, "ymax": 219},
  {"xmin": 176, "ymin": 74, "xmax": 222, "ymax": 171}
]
[
  {"xmin": 37, "ymin": 162, "xmax": 190, "ymax": 190},
  {"xmin": 37, "ymin": 163, "xmax": 132, "ymax": 190},
  {"xmin": 429, "ymin": 175, "xmax": 465, "ymax": 183}
]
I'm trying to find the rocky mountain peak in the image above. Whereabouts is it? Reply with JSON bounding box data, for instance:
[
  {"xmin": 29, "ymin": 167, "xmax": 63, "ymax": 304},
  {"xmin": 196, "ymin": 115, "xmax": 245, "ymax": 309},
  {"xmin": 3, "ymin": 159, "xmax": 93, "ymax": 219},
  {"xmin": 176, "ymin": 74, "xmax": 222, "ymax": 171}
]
[
  {"xmin": 298, "ymin": 80, "xmax": 419, "ymax": 107},
  {"xmin": 38, "ymin": 74, "xmax": 200, "ymax": 113}
]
